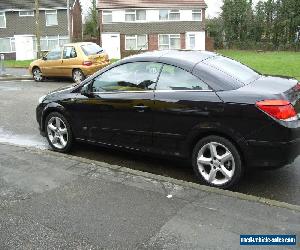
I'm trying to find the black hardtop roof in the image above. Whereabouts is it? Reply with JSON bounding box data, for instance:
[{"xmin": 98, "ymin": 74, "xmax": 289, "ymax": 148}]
[{"xmin": 122, "ymin": 50, "xmax": 217, "ymax": 72}]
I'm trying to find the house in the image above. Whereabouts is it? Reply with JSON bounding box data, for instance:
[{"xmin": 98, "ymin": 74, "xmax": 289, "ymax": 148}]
[
  {"xmin": 97, "ymin": 0, "xmax": 207, "ymax": 59},
  {"xmin": 0, "ymin": 0, "xmax": 82, "ymax": 60}
]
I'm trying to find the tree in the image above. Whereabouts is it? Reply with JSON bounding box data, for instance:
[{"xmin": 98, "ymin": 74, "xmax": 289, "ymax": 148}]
[
  {"xmin": 221, "ymin": 0, "xmax": 254, "ymax": 46},
  {"xmin": 208, "ymin": 0, "xmax": 300, "ymax": 50},
  {"xmin": 206, "ymin": 17, "xmax": 225, "ymax": 48},
  {"xmin": 84, "ymin": 0, "xmax": 99, "ymax": 37}
]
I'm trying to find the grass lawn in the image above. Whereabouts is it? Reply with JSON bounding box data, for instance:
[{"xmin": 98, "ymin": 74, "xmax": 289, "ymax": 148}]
[
  {"xmin": 3, "ymin": 60, "xmax": 33, "ymax": 68},
  {"xmin": 218, "ymin": 50, "xmax": 300, "ymax": 81}
]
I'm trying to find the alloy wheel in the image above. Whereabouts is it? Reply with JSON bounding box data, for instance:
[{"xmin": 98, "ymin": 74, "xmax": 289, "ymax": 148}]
[
  {"xmin": 197, "ymin": 142, "xmax": 235, "ymax": 186},
  {"xmin": 33, "ymin": 68, "xmax": 43, "ymax": 81},
  {"xmin": 73, "ymin": 70, "xmax": 84, "ymax": 83},
  {"xmin": 47, "ymin": 117, "xmax": 69, "ymax": 150}
]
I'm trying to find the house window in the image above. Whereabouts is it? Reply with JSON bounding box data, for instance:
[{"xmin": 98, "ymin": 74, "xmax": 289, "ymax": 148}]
[
  {"xmin": 45, "ymin": 10, "xmax": 58, "ymax": 26},
  {"xmin": 125, "ymin": 35, "xmax": 148, "ymax": 50},
  {"xmin": 136, "ymin": 10, "xmax": 146, "ymax": 21},
  {"xmin": 0, "ymin": 12, "xmax": 6, "ymax": 28},
  {"xmin": 36, "ymin": 36, "xmax": 69, "ymax": 51},
  {"xmin": 159, "ymin": 10, "xmax": 180, "ymax": 21},
  {"xmin": 159, "ymin": 34, "xmax": 181, "ymax": 50},
  {"xmin": 48, "ymin": 36, "xmax": 60, "ymax": 49},
  {"xmin": 19, "ymin": 10, "xmax": 34, "ymax": 17},
  {"xmin": 192, "ymin": 9, "xmax": 202, "ymax": 21},
  {"xmin": 125, "ymin": 10, "xmax": 146, "ymax": 22},
  {"xmin": 0, "ymin": 38, "xmax": 15, "ymax": 53},
  {"xmin": 169, "ymin": 10, "xmax": 180, "ymax": 20},
  {"xmin": 103, "ymin": 10, "xmax": 112, "ymax": 23}
]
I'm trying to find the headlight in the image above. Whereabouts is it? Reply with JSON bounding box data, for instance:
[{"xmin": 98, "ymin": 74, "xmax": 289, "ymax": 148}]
[{"xmin": 38, "ymin": 95, "xmax": 46, "ymax": 104}]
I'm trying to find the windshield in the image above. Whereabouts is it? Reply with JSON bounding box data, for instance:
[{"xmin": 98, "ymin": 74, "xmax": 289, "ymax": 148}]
[
  {"xmin": 204, "ymin": 56, "xmax": 260, "ymax": 85},
  {"xmin": 81, "ymin": 43, "xmax": 104, "ymax": 56}
]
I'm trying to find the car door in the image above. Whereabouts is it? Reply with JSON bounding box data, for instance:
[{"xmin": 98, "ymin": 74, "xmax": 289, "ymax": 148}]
[
  {"xmin": 61, "ymin": 46, "xmax": 79, "ymax": 77},
  {"xmin": 153, "ymin": 64, "xmax": 224, "ymax": 156},
  {"xmin": 74, "ymin": 61, "xmax": 162, "ymax": 149},
  {"xmin": 40, "ymin": 48, "xmax": 63, "ymax": 76}
]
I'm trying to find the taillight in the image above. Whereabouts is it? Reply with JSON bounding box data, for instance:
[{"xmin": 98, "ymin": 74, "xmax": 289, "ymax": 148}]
[
  {"xmin": 83, "ymin": 61, "xmax": 93, "ymax": 66},
  {"xmin": 256, "ymin": 99, "xmax": 298, "ymax": 121}
]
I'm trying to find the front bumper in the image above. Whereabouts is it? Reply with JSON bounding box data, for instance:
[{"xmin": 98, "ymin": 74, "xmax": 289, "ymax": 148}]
[
  {"xmin": 246, "ymin": 138, "xmax": 300, "ymax": 168},
  {"xmin": 36, "ymin": 104, "xmax": 46, "ymax": 137}
]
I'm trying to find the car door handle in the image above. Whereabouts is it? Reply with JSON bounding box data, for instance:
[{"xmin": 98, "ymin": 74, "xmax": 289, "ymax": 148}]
[{"xmin": 133, "ymin": 105, "xmax": 149, "ymax": 112}]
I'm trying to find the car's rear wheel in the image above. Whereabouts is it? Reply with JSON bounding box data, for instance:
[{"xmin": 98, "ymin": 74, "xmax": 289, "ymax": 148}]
[
  {"xmin": 72, "ymin": 69, "xmax": 85, "ymax": 83},
  {"xmin": 45, "ymin": 112, "xmax": 73, "ymax": 152},
  {"xmin": 192, "ymin": 136, "xmax": 243, "ymax": 189},
  {"xmin": 32, "ymin": 67, "xmax": 44, "ymax": 82}
]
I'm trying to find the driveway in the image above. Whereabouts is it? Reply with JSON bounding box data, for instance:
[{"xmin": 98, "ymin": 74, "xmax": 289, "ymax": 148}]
[{"xmin": 0, "ymin": 80, "xmax": 299, "ymax": 205}]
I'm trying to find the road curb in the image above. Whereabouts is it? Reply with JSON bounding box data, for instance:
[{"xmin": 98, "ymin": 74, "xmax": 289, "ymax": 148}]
[
  {"xmin": 0, "ymin": 76, "xmax": 32, "ymax": 81},
  {"xmin": 2, "ymin": 141, "xmax": 300, "ymax": 212}
]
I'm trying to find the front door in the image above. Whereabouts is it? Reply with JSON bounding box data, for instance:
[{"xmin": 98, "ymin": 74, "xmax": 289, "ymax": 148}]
[
  {"xmin": 74, "ymin": 61, "xmax": 162, "ymax": 149},
  {"xmin": 40, "ymin": 48, "xmax": 63, "ymax": 76},
  {"xmin": 101, "ymin": 33, "xmax": 121, "ymax": 59}
]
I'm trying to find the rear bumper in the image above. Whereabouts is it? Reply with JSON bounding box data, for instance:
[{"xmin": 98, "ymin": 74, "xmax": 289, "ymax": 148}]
[
  {"xmin": 245, "ymin": 138, "xmax": 300, "ymax": 168},
  {"xmin": 81, "ymin": 61, "xmax": 110, "ymax": 76}
]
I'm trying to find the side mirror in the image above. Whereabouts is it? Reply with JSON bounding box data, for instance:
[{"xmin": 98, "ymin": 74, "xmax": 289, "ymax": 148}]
[
  {"xmin": 81, "ymin": 84, "xmax": 93, "ymax": 97},
  {"xmin": 42, "ymin": 56, "xmax": 47, "ymax": 61}
]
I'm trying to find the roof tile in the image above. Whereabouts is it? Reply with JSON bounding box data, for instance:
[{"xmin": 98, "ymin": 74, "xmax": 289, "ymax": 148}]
[{"xmin": 1, "ymin": 0, "xmax": 75, "ymax": 10}]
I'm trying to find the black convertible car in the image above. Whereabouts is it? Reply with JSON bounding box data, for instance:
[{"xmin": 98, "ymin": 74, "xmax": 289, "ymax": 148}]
[{"xmin": 36, "ymin": 51, "xmax": 300, "ymax": 188}]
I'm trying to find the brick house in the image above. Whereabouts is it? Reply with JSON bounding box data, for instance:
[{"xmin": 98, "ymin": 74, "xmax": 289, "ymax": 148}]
[
  {"xmin": 0, "ymin": 0, "xmax": 82, "ymax": 60},
  {"xmin": 97, "ymin": 0, "xmax": 207, "ymax": 59}
]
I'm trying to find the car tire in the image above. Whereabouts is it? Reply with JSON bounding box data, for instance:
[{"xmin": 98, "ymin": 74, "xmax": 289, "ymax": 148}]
[
  {"xmin": 192, "ymin": 135, "xmax": 243, "ymax": 189},
  {"xmin": 72, "ymin": 69, "xmax": 85, "ymax": 83},
  {"xmin": 45, "ymin": 112, "xmax": 73, "ymax": 153},
  {"xmin": 32, "ymin": 67, "xmax": 44, "ymax": 82}
]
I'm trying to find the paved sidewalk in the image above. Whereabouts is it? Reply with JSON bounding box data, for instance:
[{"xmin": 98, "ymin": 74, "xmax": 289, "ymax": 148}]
[
  {"xmin": 0, "ymin": 143, "xmax": 299, "ymax": 249},
  {"xmin": 0, "ymin": 67, "xmax": 32, "ymax": 81}
]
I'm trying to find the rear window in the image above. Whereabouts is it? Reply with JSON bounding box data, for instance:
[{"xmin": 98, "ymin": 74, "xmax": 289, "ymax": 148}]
[
  {"xmin": 204, "ymin": 56, "xmax": 260, "ymax": 85},
  {"xmin": 81, "ymin": 43, "xmax": 104, "ymax": 56}
]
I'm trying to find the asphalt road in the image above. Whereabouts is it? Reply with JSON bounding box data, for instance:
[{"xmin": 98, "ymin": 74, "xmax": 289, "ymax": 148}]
[{"xmin": 0, "ymin": 79, "xmax": 299, "ymax": 205}]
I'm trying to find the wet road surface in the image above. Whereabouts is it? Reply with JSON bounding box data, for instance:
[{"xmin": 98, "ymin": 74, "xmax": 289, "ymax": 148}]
[{"xmin": 0, "ymin": 80, "xmax": 299, "ymax": 205}]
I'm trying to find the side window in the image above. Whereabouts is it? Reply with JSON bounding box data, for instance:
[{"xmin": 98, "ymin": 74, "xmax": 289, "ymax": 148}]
[
  {"xmin": 92, "ymin": 62, "xmax": 162, "ymax": 92},
  {"xmin": 63, "ymin": 46, "xmax": 77, "ymax": 59},
  {"xmin": 46, "ymin": 49, "xmax": 61, "ymax": 60},
  {"xmin": 156, "ymin": 64, "xmax": 210, "ymax": 91}
]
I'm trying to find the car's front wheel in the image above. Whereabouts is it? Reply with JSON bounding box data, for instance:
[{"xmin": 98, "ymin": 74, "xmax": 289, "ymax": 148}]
[
  {"xmin": 72, "ymin": 69, "xmax": 85, "ymax": 83},
  {"xmin": 45, "ymin": 112, "xmax": 73, "ymax": 152},
  {"xmin": 32, "ymin": 67, "xmax": 44, "ymax": 82},
  {"xmin": 192, "ymin": 136, "xmax": 243, "ymax": 189}
]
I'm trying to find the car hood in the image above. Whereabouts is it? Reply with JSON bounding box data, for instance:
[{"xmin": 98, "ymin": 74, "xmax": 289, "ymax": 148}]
[
  {"xmin": 46, "ymin": 83, "xmax": 78, "ymax": 98},
  {"xmin": 30, "ymin": 59, "xmax": 42, "ymax": 66}
]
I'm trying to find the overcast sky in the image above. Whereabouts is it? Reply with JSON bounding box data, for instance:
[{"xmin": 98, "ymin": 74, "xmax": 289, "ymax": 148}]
[
  {"xmin": 206, "ymin": 0, "xmax": 263, "ymax": 18},
  {"xmin": 80, "ymin": 0, "xmax": 264, "ymax": 18}
]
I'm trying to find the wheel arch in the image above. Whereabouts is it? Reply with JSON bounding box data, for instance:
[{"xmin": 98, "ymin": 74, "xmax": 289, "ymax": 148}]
[
  {"xmin": 187, "ymin": 130, "xmax": 247, "ymax": 167},
  {"xmin": 41, "ymin": 104, "xmax": 71, "ymax": 133},
  {"xmin": 72, "ymin": 68, "xmax": 84, "ymax": 75},
  {"xmin": 32, "ymin": 65, "xmax": 41, "ymax": 73}
]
